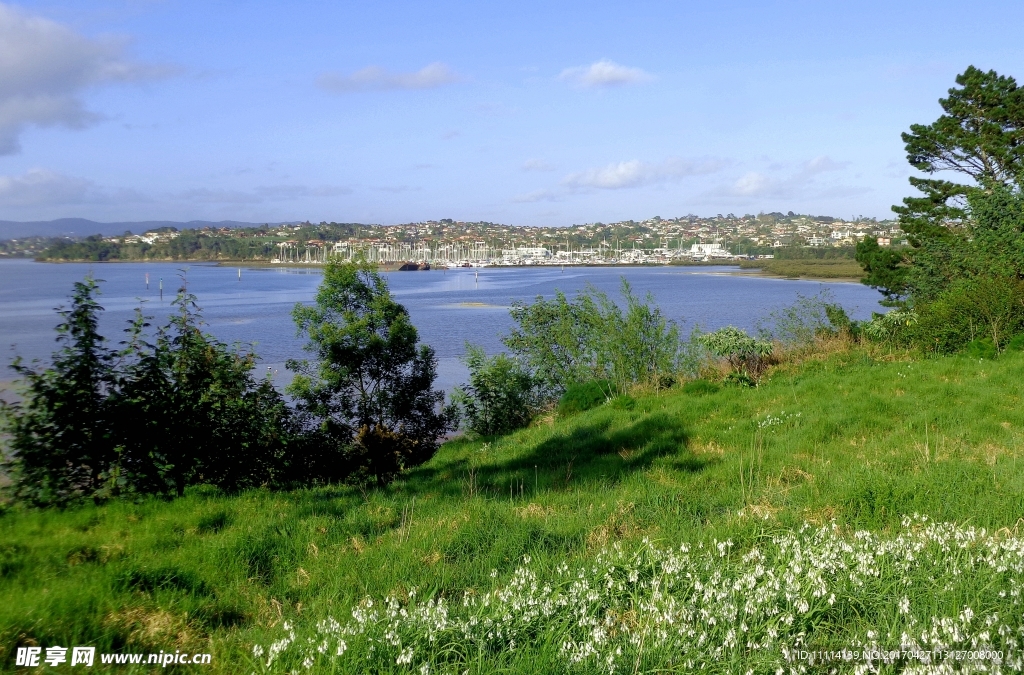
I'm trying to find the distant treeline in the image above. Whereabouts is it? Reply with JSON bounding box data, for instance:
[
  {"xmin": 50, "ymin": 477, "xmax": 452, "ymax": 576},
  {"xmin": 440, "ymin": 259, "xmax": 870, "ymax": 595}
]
[{"xmin": 37, "ymin": 233, "xmax": 281, "ymax": 262}]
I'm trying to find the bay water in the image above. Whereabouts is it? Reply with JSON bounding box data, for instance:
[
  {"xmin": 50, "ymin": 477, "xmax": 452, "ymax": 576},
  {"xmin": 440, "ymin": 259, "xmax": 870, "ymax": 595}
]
[{"xmin": 0, "ymin": 260, "xmax": 886, "ymax": 392}]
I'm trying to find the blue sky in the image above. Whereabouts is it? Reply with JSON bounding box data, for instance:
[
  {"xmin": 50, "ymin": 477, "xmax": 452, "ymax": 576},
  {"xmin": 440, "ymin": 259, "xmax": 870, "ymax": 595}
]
[{"xmin": 0, "ymin": 0, "xmax": 1022, "ymax": 226}]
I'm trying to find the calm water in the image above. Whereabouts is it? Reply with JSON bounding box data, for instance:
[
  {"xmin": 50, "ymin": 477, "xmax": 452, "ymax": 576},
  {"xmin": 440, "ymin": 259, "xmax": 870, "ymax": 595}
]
[{"xmin": 0, "ymin": 259, "xmax": 886, "ymax": 391}]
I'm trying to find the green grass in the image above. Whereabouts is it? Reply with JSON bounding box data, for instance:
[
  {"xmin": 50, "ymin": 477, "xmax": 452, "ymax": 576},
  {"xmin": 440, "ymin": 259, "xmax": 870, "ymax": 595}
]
[
  {"xmin": 4, "ymin": 348, "xmax": 1024, "ymax": 672},
  {"xmin": 740, "ymin": 258, "xmax": 865, "ymax": 279}
]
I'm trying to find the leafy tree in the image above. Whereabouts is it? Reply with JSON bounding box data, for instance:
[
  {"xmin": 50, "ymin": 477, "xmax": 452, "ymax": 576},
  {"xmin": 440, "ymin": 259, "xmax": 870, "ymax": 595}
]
[
  {"xmin": 864, "ymin": 66, "xmax": 1024, "ymax": 356},
  {"xmin": 868, "ymin": 67, "xmax": 1024, "ymax": 306},
  {"xmin": 591, "ymin": 280, "xmax": 681, "ymax": 393},
  {"xmin": 503, "ymin": 290, "xmax": 603, "ymax": 395},
  {"xmin": 855, "ymin": 237, "xmax": 908, "ymax": 305},
  {"xmin": 1, "ymin": 278, "xmax": 117, "ymax": 505},
  {"xmin": 287, "ymin": 260, "xmax": 455, "ymax": 486}
]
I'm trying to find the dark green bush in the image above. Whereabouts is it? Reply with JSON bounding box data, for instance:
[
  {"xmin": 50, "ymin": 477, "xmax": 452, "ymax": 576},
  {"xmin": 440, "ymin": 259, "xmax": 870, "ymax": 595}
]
[
  {"xmin": 966, "ymin": 337, "xmax": 998, "ymax": 360},
  {"xmin": 453, "ymin": 345, "xmax": 543, "ymax": 436},
  {"xmin": 1, "ymin": 276, "xmax": 296, "ymax": 506},
  {"xmin": 1006, "ymin": 334, "xmax": 1024, "ymax": 352},
  {"xmin": 682, "ymin": 380, "xmax": 721, "ymax": 395},
  {"xmin": 913, "ymin": 277, "xmax": 1024, "ymax": 354},
  {"xmin": 609, "ymin": 394, "xmax": 635, "ymax": 410},
  {"xmin": 557, "ymin": 380, "xmax": 613, "ymax": 416}
]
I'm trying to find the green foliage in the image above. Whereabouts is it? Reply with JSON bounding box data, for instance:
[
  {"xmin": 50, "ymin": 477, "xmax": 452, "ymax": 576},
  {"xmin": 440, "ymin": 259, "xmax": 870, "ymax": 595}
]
[
  {"xmin": 698, "ymin": 326, "xmax": 773, "ymax": 381},
  {"xmin": 503, "ymin": 279, "xmax": 685, "ymax": 397},
  {"xmin": 882, "ymin": 68, "xmax": 1024, "ymax": 356},
  {"xmin": 862, "ymin": 308, "xmax": 918, "ymax": 347},
  {"xmin": 758, "ymin": 290, "xmax": 851, "ymax": 344},
  {"xmin": 111, "ymin": 285, "xmax": 294, "ymax": 495},
  {"xmin": 452, "ymin": 345, "xmax": 542, "ymax": 436},
  {"xmin": 503, "ymin": 290, "xmax": 602, "ymax": 394},
  {"xmin": 1007, "ymin": 333, "xmax": 1024, "ymax": 352},
  {"xmin": 965, "ymin": 337, "xmax": 997, "ymax": 360},
  {"xmin": 36, "ymin": 236, "xmax": 121, "ymax": 262},
  {"xmin": 681, "ymin": 379, "xmax": 720, "ymax": 395},
  {"xmin": 1, "ymin": 277, "xmax": 294, "ymax": 505},
  {"xmin": 1, "ymin": 278, "xmax": 117, "ymax": 505},
  {"xmin": 894, "ymin": 66, "xmax": 1024, "ymax": 238},
  {"xmin": 595, "ymin": 280, "xmax": 684, "ymax": 393},
  {"xmin": 855, "ymin": 236, "xmax": 908, "ymax": 304},
  {"xmin": 287, "ymin": 260, "xmax": 456, "ymax": 486},
  {"xmin": 912, "ymin": 276, "xmax": 1024, "ymax": 354},
  {"xmin": 557, "ymin": 380, "xmax": 613, "ymax": 416}
]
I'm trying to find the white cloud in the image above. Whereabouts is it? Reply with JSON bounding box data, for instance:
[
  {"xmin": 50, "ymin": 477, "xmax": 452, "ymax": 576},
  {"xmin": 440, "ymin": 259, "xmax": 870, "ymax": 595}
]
[
  {"xmin": 0, "ymin": 2, "xmax": 170, "ymax": 154},
  {"xmin": 317, "ymin": 62, "xmax": 459, "ymax": 92},
  {"xmin": 0, "ymin": 168, "xmax": 92, "ymax": 206},
  {"xmin": 558, "ymin": 59, "xmax": 653, "ymax": 88},
  {"xmin": 732, "ymin": 171, "xmax": 773, "ymax": 196},
  {"xmin": 561, "ymin": 158, "xmax": 724, "ymax": 190},
  {"xmin": 804, "ymin": 155, "xmax": 850, "ymax": 174},
  {"xmin": 727, "ymin": 156, "xmax": 851, "ymax": 199},
  {"xmin": 697, "ymin": 155, "xmax": 867, "ymax": 206},
  {"xmin": 0, "ymin": 168, "xmax": 151, "ymax": 207},
  {"xmin": 522, "ymin": 158, "xmax": 556, "ymax": 172},
  {"xmin": 513, "ymin": 157, "xmax": 723, "ymax": 204}
]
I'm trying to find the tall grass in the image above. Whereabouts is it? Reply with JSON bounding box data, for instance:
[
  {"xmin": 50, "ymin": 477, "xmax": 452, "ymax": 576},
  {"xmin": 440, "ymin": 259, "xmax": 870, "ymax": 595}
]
[{"xmin": 4, "ymin": 346, "xmax": 1024, "ymax": 672}]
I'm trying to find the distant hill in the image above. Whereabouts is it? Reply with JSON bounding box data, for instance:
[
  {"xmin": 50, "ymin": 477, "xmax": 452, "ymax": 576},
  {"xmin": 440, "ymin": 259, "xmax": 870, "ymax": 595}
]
[{"xmin": 0, "ymin": 219, "xmax": 292, "ymax": 240}]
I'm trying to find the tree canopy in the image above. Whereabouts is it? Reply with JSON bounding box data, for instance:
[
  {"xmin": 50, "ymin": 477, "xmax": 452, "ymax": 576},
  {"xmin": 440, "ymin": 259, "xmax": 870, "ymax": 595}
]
[
  {"xmin": 287, "ymin": 260, "xmax": 455, "ymax": 485},
  {"xmin": 895, "ymin": 66, "xmax": 1024, "ymax": 239}
]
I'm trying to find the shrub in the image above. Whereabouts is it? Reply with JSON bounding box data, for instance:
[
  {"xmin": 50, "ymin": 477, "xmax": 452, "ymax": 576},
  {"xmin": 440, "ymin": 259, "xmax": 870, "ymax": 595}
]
[
  {"xmin": 1, "ymin": 278, "xmax": 117, "ymax": 505},
  {"xmin": 0, "ymin": 276, "xmax": 294, "ymax": 505},
  {"xmin": 1007, "ymin": 333, "xmax": 1024, "ymax": 352},
  {"xmin": 681, "ymin": 379, "xmax": 720, "ymax": 395},
  {"xmin": 862, "ymin": 308, "xmax": 918, "ymax": 347},
  {"xmin": 757, "ymin": 291, "xmax": 834, "ymax": 345},
  {"xmin": 503, "ymin": 279, "xmax": 684, "ymax": 398},
  {"xmin": 112, "ymin": 287, "xmax": 294, "ymax": 496},
  {"xmin": 912, "ymin": 277, "xmax": 1024, "ymax": 354},
  {"xmin": 557, "ymin": 380, "xmax": 613, "ymax": 416},
  {"xmin": 965, "ymin": 337, "xmax": 998, "ymax": 360},
  {"xmin": 452, "ymin": 345, "xmax": 542, "ymax": 436},
  {"xmin": 697, "ymin": 326, "xmax": 774, "ymax": 382}
]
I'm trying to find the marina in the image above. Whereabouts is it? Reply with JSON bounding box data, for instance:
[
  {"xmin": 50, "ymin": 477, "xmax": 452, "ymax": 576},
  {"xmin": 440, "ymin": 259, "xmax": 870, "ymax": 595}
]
[{"xmin": 270, "ymin": 239, "xmax": 763, "ymax": 267}]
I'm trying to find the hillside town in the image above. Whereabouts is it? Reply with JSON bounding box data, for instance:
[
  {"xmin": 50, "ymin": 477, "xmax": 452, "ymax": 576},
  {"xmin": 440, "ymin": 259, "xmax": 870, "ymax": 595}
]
[{"xmin": 8, "ymin": 211, "xmax": 905, "ymax": 263}]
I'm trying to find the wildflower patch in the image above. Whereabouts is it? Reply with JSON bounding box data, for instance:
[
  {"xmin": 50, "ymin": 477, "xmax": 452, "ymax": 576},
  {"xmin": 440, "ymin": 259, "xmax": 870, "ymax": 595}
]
[{"xmin": 253, "ymin": 516, "xmax": 1024, "ymax": 673}]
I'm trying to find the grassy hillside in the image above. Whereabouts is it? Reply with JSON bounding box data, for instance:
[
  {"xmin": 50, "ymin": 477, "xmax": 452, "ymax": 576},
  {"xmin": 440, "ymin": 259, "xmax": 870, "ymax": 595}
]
[{"xmin": 4, "ymin": 346, "xmax": 1024, "ymax": 672}]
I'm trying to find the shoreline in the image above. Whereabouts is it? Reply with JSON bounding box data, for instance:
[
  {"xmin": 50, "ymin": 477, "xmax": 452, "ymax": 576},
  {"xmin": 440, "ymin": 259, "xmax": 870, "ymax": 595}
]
[{"xmin": 7, "ymin": 257, "xmax": 864, "ymax": 282}]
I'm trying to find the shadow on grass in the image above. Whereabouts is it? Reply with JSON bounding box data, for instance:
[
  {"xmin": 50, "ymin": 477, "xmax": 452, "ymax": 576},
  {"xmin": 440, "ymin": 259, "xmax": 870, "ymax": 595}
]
[{"xmin": 399, "ymin": 412, "xmax": 701, "ymax": 501}]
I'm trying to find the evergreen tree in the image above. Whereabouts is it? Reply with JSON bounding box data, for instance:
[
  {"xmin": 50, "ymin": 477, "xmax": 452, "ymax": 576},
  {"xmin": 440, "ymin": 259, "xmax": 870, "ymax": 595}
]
[{"xmin": 287, "ymin": 260, "xmax": 455, "ymax": 486}]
